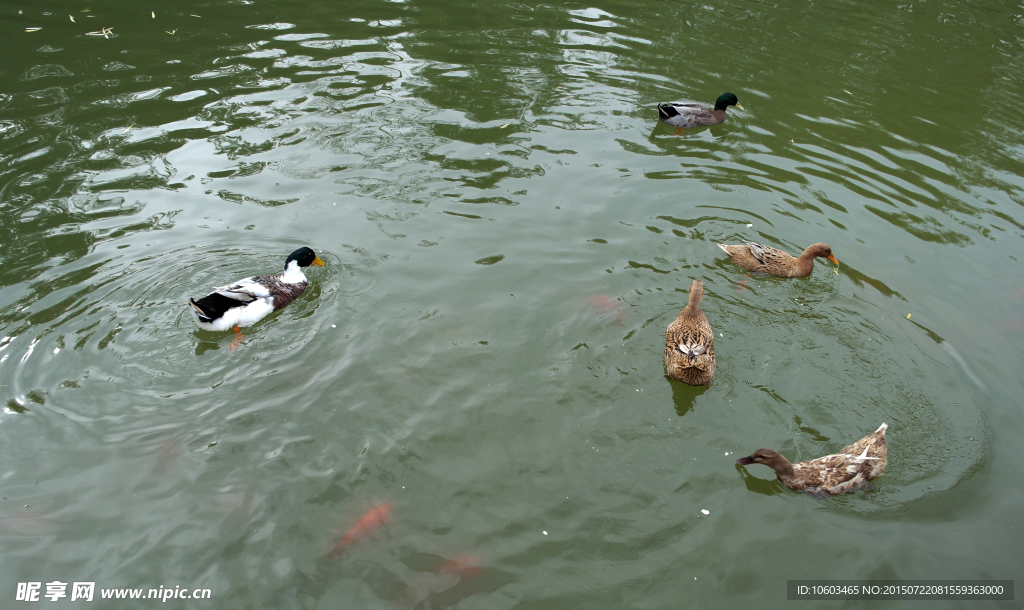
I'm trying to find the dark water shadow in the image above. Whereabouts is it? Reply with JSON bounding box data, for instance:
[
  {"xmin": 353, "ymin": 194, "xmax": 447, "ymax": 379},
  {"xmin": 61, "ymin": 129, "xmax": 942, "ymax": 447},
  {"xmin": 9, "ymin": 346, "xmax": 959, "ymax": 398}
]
[
  {"xmin": 735, "ymin": 463, "xmax": 786, "ymax": 496},
  {"xmin": 409, "ymin": 568, "xmax": 515, "ymax": 610},
  {"xmin": 666, "ymin": 376, "xmax": 708, "ymax": 417}
]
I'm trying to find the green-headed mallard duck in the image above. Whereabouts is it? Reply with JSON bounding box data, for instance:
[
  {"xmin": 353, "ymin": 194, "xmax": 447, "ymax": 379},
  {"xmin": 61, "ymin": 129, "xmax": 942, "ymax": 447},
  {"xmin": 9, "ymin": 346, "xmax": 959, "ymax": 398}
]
[
  {"xmin": 188, "ymin": 247, "xmax": 324, "ymax": 334},
  {"xmin": 718, "ymin": 241, "xmax": 838, "ymax": 277},
  {"xmin": 664, "ymin": 279, "xmax": 716, "ymax": 386},
  {"xmin": 736, "ymin": 423, "xmax": 888, "ymax": 497},
  {"xmin": 657, "ymin": 92, "xmax": 742, "ymax": 132}
]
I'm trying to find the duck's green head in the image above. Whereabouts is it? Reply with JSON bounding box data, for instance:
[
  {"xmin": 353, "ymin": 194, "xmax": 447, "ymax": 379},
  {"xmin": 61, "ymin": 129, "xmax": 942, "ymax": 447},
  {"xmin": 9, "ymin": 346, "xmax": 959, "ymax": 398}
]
[
  {"xmin": 286, "ymin": 247, "xmax": 325, "ymax": 269},
  {"xmin": 715, "ymin": 92, "xmax": 743, "ymax": 111}
]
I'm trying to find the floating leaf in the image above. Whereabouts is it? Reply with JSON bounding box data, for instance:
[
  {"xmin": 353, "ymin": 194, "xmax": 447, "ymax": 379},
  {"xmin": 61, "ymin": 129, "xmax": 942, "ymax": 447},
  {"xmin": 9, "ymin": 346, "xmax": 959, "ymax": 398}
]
[
  {"xmin": 906, "ymin": 313, "xmax": 912, "ymax": 319},
  {"xmin": 122, "ymin": 123, "xmax": 135, "ymax": 134},
  {"xmin": 69, "ymin": 15, "xmax": 75, "ymax": 22},
  {"xmin": 190, "ymin": 14, "xmax": 201, "ymax": 17},
  {"xmin": 843, "ymin": 89, "xmax": 853, "ymax": 95},
  {"xmin": 25, "ymin": 27, "xmax": 42, "ymax": 32},
  {"xmin": 151, "ymin": 11, "xmax": 155, "ymax": 18},
  {"xmin": 500, "ymin": 124, "xmax": 510, "ymax": 129},
  {"xmin": 166, "ymin": 29, "xmax": 176, "ymax": 34},
  {"xmin": 834, "ymin": 267, "xmax": 839, "ymax": 275}
]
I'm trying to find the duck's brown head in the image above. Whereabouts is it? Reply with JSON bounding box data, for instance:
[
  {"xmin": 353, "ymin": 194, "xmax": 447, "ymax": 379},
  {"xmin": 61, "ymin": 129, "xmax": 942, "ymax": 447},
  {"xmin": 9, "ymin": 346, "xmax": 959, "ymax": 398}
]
[
  {"xmin": 803, "ymin": 243, "xmax": 839, "ymax": 266},
  {"xmin": 736, "ymin": 448, "xmax": 788, "ymax": 468}
]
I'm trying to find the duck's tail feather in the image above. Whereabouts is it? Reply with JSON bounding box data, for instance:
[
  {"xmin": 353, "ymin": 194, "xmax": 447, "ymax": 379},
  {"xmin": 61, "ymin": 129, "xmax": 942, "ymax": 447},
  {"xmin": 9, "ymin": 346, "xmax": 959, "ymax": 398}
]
[
  {"xmin": 190, "ymin": 293, "xmax": 246, "ymax": 322},
  {"xmin": 188, "ymin": 298, "xmax": 213, "ymax": 323},
  {"xmin": 658, "ymin": 103, "xmax": 679, "ymax": 119}
]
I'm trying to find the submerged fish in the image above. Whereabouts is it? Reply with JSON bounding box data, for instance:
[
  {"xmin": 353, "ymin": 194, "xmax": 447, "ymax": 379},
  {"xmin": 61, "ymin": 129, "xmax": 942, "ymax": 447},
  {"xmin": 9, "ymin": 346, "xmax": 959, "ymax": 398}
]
[
  {"xmin": 586, "ymin": 295, "xmax": 626, "ymax": 325},
  {"xmin": 329, "ymin": 502, "xmax": 392, "ymax": 556},
  {"xmin": 432, "ymin": 555, "xmax": 483, "ymax": 579}
]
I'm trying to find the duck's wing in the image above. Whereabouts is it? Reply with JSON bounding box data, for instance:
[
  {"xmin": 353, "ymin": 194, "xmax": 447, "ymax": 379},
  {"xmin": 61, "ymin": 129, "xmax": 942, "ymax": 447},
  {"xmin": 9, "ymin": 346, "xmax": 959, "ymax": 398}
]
[
  {"xmin": 798, "ymin": 453, "xmax": 878, "ymax": 495},
  {"xmin": 666, "ymin": 309, "xmax": 714, "ymax": 355},
  {"xmin": 659, "ymin": 102, "xmax": 705, "ymax": 114},
  {"xmin": 212, "ymin": 276, "xmax": 273, "ymax": 303},
  {"xmin": 790, "ymin": 460, "xmax": 829, "ymax": 490},
  {"xmin": 664, "ymin": 310, "xmax": 716, "ymax": 384},
  {"xmin": 743, "ymin": 241, "xmax": 792, "ymax": 266},
  {"xmin": 837, "ymin": 425, "xmax": 888, "ymax": 477},
  {"xmin": 838, "ymin": 425, "xmax": 887, "ymax": 457},
  {"xmin": 658, "ymin": 103, "xmax": 715, "ymax": 127}
]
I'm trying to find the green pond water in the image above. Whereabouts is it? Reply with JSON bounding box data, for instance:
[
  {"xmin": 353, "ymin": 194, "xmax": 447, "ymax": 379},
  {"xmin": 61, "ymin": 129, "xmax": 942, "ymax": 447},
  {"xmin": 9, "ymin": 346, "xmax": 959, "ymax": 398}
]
[{"xmin": 2, "ymin": 0, "xmax": 1023, "ymax": 608}]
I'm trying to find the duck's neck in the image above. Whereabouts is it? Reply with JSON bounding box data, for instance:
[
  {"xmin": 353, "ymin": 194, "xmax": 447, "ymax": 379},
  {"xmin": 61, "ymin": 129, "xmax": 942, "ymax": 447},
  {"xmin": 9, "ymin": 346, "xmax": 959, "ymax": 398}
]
[
  {"xmin": 798, "ymin": 245, "xmax": 821, "ymax": 261},
  {"xmin": 683, "ymin": 282, "xmax": 704, "ymax": 315},
  {"xmin": 281, "ymin": 261, "xmax": 307, "ymax": 284},
  {"xmin": 769, "ymin": 458, "xmax": 797, "ymax": 484}
]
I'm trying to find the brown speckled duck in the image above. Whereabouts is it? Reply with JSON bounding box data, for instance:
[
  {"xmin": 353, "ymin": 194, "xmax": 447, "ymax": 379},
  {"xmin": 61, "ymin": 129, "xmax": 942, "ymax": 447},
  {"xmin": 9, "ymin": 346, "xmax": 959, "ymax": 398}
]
[
  {"xmin": 736, "ymin": 423, "xmax": 888, "ymax": 497},
  {"xmin": 717, "ymin": 241, "xmax": 839, "ymax": 277},
  {"xmin": 664, "ymin": 279, "xmax": 716, "ymax": 386}
]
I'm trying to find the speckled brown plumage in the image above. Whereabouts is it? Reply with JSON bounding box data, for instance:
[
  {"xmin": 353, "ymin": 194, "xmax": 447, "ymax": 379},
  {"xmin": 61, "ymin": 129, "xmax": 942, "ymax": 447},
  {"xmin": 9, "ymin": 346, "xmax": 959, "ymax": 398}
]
[
  {"xmin": 664, "ymin": 279, "xmax": 716, "ymax": 386},
  {"xmin": 736, "ymin": 423, "xmax": 888, "ymax": 497},
  {"xmin": 717, "ymin": 241, "xmax": 839, "ymax": 277}
]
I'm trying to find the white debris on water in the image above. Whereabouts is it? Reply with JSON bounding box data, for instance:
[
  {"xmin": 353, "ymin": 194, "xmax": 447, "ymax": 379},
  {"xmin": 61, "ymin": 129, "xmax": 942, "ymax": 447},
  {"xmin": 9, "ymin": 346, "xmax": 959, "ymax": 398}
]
[{"xmin": 701, "ymin": 509, "xmax": 710, "ymax": 515}]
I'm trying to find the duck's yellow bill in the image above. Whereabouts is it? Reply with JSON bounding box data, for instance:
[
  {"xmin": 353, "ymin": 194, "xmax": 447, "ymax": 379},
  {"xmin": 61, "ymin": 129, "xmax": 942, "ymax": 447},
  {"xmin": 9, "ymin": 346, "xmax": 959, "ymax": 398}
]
[
  {"xmin": 735, "ymin": 103, "xmax": 744, "ymax": 110},
  {"xmin": 312, "ymin": 256, "xmax": 325, "ymax": 266},
  {"xmin": 827, "ymin": 254, "xmax": 839, "ymax": 266}
]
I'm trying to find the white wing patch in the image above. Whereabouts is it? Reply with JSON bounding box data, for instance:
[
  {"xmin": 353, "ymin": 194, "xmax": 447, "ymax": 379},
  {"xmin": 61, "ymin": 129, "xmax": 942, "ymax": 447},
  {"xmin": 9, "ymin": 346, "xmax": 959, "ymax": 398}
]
[
  {"xmin": 676, "ymin": 343, "xmax": 707, "ymax": 357},
  {"xmin": 214, "ymin": 277, "xmax": 271, "ymax": 301}
]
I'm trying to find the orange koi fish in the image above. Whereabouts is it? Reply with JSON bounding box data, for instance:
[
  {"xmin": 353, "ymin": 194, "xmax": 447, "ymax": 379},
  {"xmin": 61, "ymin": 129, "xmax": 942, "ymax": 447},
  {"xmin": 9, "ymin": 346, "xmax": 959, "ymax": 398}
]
[
  {"xmin": 586, "ymin": 295, "xmax": 626, "ymax": 325},
  {"xmin": 432, "ymin": 555, "xmax": 483, "ymax": 579},
  {"xmin": 330, "ymin": 503, "xmax": 392, "ymax": 556}
]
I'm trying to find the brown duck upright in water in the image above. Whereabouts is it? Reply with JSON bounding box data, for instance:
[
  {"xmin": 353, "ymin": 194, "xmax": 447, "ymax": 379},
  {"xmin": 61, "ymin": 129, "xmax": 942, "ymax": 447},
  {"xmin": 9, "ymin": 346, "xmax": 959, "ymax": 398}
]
[
  {"xmin": 736, "ymin": 423, "xmax": 888, "ymax": 497},
  {"xmin": 664, "ymin": 279, "xmax": 716, "ymax": 386},
  {"xmin": 718, "ymin": 241, "xmax": 838, "ymax": 277}
]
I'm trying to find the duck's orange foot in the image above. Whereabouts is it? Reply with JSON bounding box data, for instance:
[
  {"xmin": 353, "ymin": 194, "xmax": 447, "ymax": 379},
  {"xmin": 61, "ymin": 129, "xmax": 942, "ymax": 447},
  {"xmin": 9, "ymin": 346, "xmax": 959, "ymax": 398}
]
[
  {"xmin": 229, "ymin": 326, "xmax": 244, "ymax": 351},
  {"xmin": 734, "ymin": 274, "xmax": 751, "ymax": 292}
]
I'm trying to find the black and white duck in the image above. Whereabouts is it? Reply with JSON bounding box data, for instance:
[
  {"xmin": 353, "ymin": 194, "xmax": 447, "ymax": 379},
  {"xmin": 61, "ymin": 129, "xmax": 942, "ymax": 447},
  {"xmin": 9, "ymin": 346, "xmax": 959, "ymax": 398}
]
[{"xmin": 188, "ymin": 247, "xmax": 324, "ymax": 336}]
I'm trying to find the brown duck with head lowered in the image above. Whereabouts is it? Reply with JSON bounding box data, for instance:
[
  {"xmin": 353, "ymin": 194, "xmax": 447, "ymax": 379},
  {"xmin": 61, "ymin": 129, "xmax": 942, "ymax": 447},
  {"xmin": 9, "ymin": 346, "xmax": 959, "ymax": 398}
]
[
  {"xmin": 717, "ymin": 241, "xmax": 838, "ymax": 277},
  {"xmin": 664, "ymin": 279, "xmax": 716, "ymax": 386},
  {"xmin": 736, "ymin": 423, "xmax": 888, "ymax": 498}
]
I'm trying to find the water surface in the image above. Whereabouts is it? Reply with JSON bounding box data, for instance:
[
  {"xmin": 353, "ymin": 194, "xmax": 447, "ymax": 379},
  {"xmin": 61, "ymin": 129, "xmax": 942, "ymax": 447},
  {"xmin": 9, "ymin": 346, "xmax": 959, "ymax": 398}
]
[{"xmin": 2, "ymin": 0, "xmax": 1023, "ymax": 608}]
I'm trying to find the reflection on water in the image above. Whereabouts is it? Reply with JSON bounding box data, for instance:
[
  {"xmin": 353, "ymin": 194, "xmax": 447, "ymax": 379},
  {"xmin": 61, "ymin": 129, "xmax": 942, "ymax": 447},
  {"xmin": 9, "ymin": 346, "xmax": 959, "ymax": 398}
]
[{"xmin": 1, "ymin": 0, "xmax": 1023, "ymax": 606}]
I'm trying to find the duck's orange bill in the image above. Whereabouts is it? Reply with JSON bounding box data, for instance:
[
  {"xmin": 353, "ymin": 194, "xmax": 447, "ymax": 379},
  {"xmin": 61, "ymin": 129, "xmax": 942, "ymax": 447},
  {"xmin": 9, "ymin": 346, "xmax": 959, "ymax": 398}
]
[
  {"xmin": 312, "ymin": 256, "xmax": 325, "ymax": 266},
  {"xmin": 827, "ymin": 254, "xmax": 839, "ymax": 266}
]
